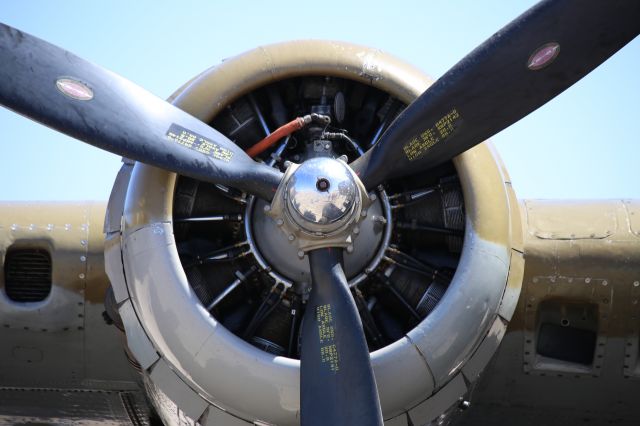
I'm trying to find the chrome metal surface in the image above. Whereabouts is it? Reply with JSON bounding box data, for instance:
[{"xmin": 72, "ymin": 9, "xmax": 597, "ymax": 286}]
[
  {"xmin": 285, "ymin": 158, "xmax": 358, "ymax": 234},
  {"xmin": 247, "ymin": 190, "xmax": 391, "ymax": 286}
]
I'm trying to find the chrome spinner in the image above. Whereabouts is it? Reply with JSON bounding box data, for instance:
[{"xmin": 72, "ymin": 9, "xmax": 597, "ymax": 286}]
[
  {"xmin": 286, "ymin": 157, "xmax": 357, "ymax": 234},
  {"xmin": 266, "ymin": 157, "xmax": 373, "ymax": 252}
]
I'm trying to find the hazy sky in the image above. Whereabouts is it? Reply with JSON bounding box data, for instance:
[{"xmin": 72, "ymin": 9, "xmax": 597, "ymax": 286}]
[{"xmin": 1, "ymin": 1, "xmax": 638, "ymax": 201}]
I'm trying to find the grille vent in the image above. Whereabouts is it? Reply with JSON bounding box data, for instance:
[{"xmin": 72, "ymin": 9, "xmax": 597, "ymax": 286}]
[{"xmin": 4, "ymin": 248, "xmax": 52, "ymax": 302}]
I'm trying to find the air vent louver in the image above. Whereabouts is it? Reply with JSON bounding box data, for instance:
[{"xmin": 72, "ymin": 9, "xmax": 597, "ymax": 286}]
[{"xmin": 4, "ymin": 248, "xmax": 52, "ymax": 302}]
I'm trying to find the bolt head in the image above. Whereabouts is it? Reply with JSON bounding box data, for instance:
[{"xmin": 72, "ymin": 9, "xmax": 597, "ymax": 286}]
[{"xmin": 316, "ymin": 177, "xmax": 330, "ymax": 192}]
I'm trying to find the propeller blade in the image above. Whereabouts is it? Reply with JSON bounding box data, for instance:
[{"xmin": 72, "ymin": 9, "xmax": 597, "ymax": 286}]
[
  {"xmin": 0, "ymin": 23, "xmax": 282, "ymax": 200},
  {"xmin": 300, "ymin": 248, "xmax": 383, "ymax": 426},
  {"xmin": 351, "ymin": 0, "xmax": 640, "ymax": 189}
]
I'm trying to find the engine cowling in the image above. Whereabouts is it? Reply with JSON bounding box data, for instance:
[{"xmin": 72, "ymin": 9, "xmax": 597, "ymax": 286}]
[{"xmin": 104, "ymin": 40, "xmax": 524, "ymax": 426}]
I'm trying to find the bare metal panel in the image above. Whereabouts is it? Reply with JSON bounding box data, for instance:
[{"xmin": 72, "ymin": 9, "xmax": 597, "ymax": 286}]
[
  {"xmin": 201, "ymin": 405, "xmax": 251, "ymax": 426},
  {"xmin": 104, "ymin": 160, "xmax": 134, "ymax": 234},
  {"xmin": 498, "ymin": 250, "xmax": 524, "ymax": 321},
  {"xmin": 105, "ymin": 232, "xmax": 130, "ymax": 304},
  {"xmin": 408, "ymin": 374, "xmax": 467, "ymax": 425},
  {"xmin": 462, "ymin": 316, "xmax": 508, "ymax": 383},
  {"xmin": 407, "ymin": 235, "xmax": 510, "ymax": 388},
  {"xmin": 372, "ymin": 337, "xmax": 435, "ymax": 419},
  {"xmin": 119, "ymin": 300, "xmax": 159, "ymax": 371},
  {"xmin": 149, "ymin": 359, "xmax": 208, "ymax": 422}
]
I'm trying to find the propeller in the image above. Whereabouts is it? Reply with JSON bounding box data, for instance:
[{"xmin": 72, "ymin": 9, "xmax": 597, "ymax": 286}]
[
  {"xmin": 0, "ymin": 23, "xmax": 282, "ymax": 201},
  {"xmin": 300, "ymin": 248, "xmax": 383, "ymax": 426},
  {"xmin": 1, "ymin": 0, "xmax": 639, "ymax": 424},
  {"xmin": 351, "ymin": 0, "xmax": 640, "ymax": 189}
]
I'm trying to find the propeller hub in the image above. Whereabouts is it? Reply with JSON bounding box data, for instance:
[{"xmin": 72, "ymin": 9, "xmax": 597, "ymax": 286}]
[{"xmin": 285, "ymin": 158, "xmax": 358, "ymax": 234}]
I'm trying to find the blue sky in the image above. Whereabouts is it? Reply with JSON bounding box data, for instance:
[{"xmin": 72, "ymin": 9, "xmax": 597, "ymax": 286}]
[{"xmin": 1, "ymin": 1, "xmax": 638, "ymax": 201}]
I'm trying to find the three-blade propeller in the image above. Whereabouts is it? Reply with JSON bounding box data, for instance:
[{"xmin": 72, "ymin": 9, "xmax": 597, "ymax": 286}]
[{"xmin": 0, "ymin": 1, "xmax": 638, "ymax": 424}]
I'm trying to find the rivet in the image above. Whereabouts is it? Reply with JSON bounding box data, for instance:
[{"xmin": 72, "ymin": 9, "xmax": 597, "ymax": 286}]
[
  {"xmin": 263, "ymin": 205, "xmax": 271, "ymax": 212},
  {"xmin": 276, "ymin": 218, "xmax": 284, "ymax": 226},
  {"xmin": 346, "ymin": 245, "xmax": 354, "ymax": 253},
  {"xmin": 79, "ymin": 273, "xmax": 85, "ymax": 279},
  {"xmin": 361, "ymin": 209, "xmax": 367, "ymax": 217},
  {"xmin": 80, "ymin": 256, "xmax": 86, "ymax": 262},
  {"xmin": 369, "ymin": 193, "xmax": 377, "ymax": 202},
  {"xmin": 297, "ymin": 250, "xmax": 305, "ymax": 259},
  {"xmin": 288, "ymin": 234, "xmax": 295, "ymax": 241},
  {"xmin": 80, "ymin": 240, "xmax": 87, "ymax": 246},
  {"xmin": 585, "ymin": 277, "xmax": 591, "ymax": 283},
  {"xmin": 634, "ymin": 281, "xmax": 640, "ymax": 287},
  {"xmin": 602, "ymin": 280, "xmax": 608, "ymax": 286},
  {"xmin": 353, "ymin": 226, "xmax": 360, "ymax": 235}
]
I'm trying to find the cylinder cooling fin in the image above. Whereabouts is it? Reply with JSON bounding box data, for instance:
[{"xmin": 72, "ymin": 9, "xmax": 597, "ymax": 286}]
[{"xmin": 105, "ymin": 41, "xmax": 523, "ymax": 426}]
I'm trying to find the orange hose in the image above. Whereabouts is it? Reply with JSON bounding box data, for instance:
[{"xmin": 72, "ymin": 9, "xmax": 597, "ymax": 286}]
[{"xmin": 246, "ymin": 117, "xmax": 305, "ymax": 158}]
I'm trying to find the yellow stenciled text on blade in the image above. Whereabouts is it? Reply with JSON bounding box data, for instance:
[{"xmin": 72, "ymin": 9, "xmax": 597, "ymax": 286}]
[
  {"xmin": 402, "ymin": 108, "xmax": 462, "ymax": 161},
  {"xmin": 316, "ymin": 303, "xmax": 339, "ymax": 371},
  {"xmin": 166, "ymin": 123, "xmax": 234, "ymax": 163}
]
